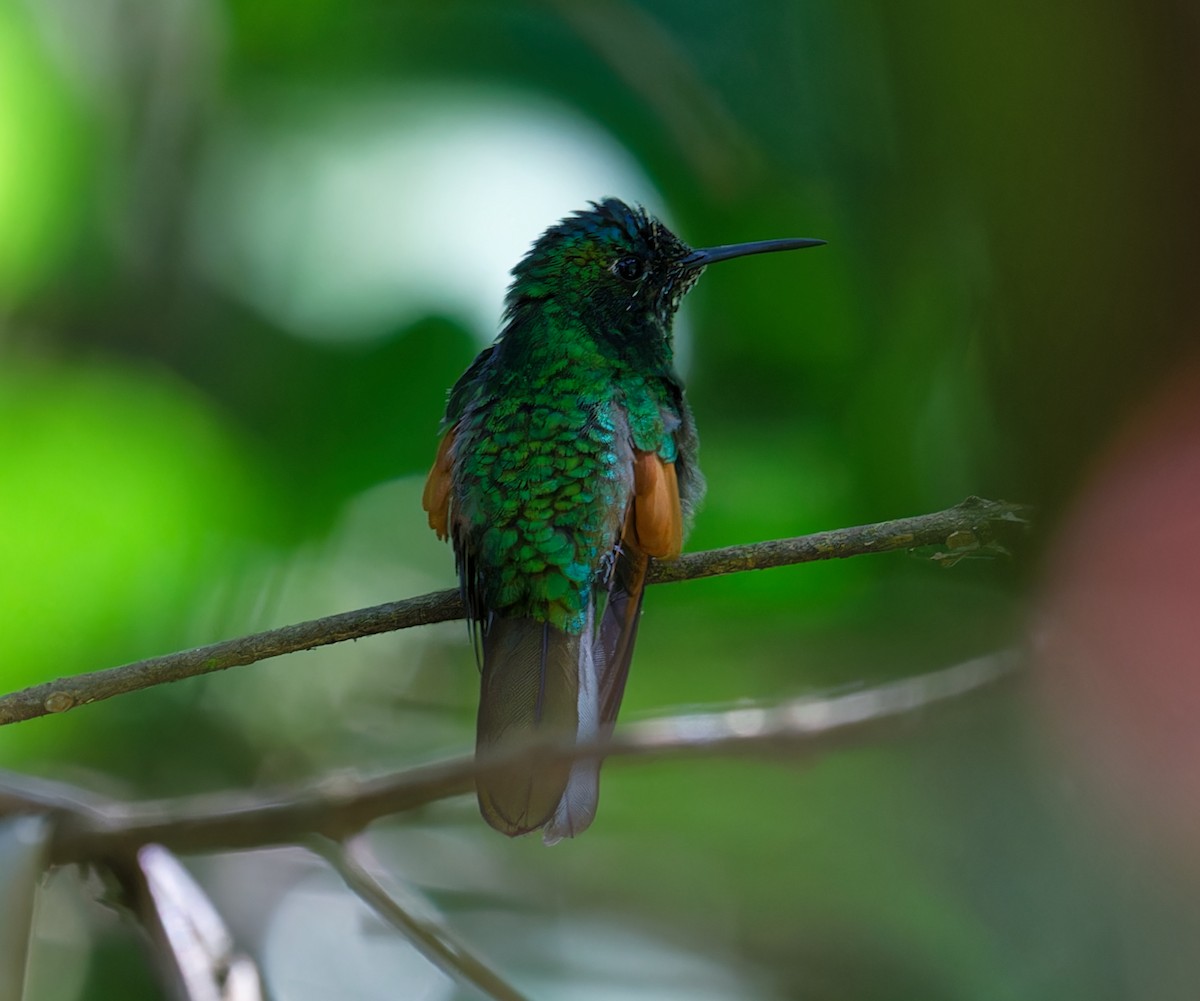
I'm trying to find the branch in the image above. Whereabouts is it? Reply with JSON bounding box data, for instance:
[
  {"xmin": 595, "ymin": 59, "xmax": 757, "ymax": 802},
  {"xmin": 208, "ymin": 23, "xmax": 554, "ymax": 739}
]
[
  {"xmin": 0, "ymin": 497, "xmax": 1028, "ymax": 728},
  {"xmin": 115, "ymin": 844, "xmax": 264, "ymax": 1001},
  {"xmin": 10, "ymin": 650, "xmax": 1018, "ymax": 865},
  {"xmin": 312, "ymin": 835, "xmax": 530, "ymax": 1001},
  {"xmin": 0, "ymin": 588, "xmax": 462, "ymax": 727}
]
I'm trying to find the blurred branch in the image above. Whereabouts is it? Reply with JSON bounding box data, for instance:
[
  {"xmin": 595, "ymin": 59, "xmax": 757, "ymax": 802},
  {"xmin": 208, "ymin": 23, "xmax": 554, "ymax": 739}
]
[
  {"xmin": 0, "ymin": 496, "xmax": 1028, "ymax": 728},
  {"xmin": 547, "ymin": 0, "xmax": 756, "ymax": 198},
  {"xmin": 115, "ymin": 844, "xmax": 263, "ymax": 1001},
  {"xmin": 4, "ymin": 649, "xmax": 1018, "ymax": 865},
  {"xmin": 312, "ymin": 835, "xmax": 530, "ymax": 1001}
]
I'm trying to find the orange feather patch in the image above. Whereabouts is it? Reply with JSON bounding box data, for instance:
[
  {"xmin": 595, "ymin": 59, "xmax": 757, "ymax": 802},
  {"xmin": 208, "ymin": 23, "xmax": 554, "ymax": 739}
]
[
  {"xmin": 626, "ymin": 451, "xmax": 683, "ymax": 559},
  {"xmin": 422, "ymin": 429, "xmax": 456, "ymax": 541}
]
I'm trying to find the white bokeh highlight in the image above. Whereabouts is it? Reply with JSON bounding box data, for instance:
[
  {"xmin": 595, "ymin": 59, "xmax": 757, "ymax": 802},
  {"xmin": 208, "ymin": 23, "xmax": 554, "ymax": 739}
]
[{"xmin": 192, "ymin": 86, "xmax": 667, "ymax": 344}]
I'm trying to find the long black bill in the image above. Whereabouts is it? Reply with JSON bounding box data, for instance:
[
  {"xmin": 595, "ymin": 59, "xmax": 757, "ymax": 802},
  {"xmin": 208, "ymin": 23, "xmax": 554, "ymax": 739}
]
[{"xmin": 679, "ymin": 237, "xmax": 825, "ymax": 269}]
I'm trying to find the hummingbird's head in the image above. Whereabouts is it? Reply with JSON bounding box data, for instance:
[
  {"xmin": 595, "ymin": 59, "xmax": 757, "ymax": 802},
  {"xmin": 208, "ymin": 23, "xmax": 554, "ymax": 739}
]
[
  {"xmin": 502, "ymin": 198, "xmax": 824, "ymax": 362},
  {"xmin": 504, "ymin": 198, "xmax": 698, "ymax": 341}
]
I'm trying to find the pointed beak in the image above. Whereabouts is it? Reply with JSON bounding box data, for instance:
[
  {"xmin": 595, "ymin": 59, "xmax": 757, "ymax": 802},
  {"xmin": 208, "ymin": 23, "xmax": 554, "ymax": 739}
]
[{"xmin": 678, "ymin": 237, "xmax": 826, "ymax": 269}]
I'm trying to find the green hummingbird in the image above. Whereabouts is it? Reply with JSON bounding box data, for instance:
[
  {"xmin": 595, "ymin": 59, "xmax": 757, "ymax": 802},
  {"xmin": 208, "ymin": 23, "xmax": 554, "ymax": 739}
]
[{"xmin": 424, "ymin": 198, "xmax": 823, "ymax": 842}]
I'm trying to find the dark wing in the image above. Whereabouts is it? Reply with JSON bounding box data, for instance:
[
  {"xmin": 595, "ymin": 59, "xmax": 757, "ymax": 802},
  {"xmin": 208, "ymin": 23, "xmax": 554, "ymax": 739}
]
[{"xmin": 594, "ymin": 450, "xmax": 683, "ymax": 726}]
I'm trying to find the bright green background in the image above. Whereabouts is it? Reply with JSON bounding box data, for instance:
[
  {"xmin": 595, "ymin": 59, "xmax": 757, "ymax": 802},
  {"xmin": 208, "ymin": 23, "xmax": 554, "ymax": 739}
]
[{"xmin": 2, "ymin": 1, "xmax": 1196, "ymax": 998}]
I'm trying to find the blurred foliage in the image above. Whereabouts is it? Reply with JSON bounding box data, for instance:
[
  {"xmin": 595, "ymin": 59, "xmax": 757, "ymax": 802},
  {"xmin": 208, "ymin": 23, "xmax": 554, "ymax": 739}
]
[{"xmin": 2, "ymin": 0, "xmax": 1198, "ymax": 998}]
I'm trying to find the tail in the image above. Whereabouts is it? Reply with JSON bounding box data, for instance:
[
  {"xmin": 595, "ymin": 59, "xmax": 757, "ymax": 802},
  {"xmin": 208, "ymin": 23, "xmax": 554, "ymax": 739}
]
[
  {"xmin": 475, "ymin": 555, "xmax": 653, "ymax": 843},
  {"xmin": 476, "ymin": 614, "xmax": 597, "ymax": 837},
  {"xmin": 477, "ymin": 452, "xmax": 681, "ymax": 842}
]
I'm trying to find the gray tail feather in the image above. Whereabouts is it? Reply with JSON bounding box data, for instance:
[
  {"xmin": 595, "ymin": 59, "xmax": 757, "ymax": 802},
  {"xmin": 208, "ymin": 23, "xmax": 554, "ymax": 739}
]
[
  {"xmin": 543, "ymin": 602, "xmax": 600, "ymax": 844},
  {"xmin": 477, "ymin": 615, "xmax": 593, "ymax": 836},
  {"xmin": 543, "ymin": 549, "xmax": 649, "ymax": 844}
]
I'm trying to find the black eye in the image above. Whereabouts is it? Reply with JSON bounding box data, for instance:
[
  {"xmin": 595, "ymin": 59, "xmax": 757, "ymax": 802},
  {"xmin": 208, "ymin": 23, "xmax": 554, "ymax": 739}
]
[{"xmin": 614, "ymin": 256, "xmax": 644, "ymax": 282}]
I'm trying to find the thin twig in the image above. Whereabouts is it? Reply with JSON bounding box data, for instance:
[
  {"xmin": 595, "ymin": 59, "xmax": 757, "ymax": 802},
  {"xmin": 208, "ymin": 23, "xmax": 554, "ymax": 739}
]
[
  {"xmin": 0, "ymin": 588, "xmax": 462, "ymax": 727},
  {"xmin": 312, "ymin": 835, "xmax": 530, "ymax": 1001},
  {"xmin": 0, "ymin": 497, "xmax": 1028, "ymax": 728},
  {"xmin": 650, "ymin": 496, "xmax": 1027, "ymax": 583},
  {"xmin": 21, "ymin": 650, "xmax": 1018, "ymax": 865}
]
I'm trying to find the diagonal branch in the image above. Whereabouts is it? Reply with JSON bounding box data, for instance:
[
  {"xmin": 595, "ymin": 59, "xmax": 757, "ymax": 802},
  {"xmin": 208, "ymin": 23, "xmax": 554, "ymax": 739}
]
[
  {"xmin": 0, "ymin": 497, "xmax": 1028, "ymax": 729},
  {"xmin": 312, "ymin": 835, "xmax": 530, "ymax": 1001},
  {"xmin": 19, "ymin": 650, "xmax": 1018, "ymax": 865},
  {"xmin": 114, "ymin": 843, "xmax": 264, "ymax": 1001}
]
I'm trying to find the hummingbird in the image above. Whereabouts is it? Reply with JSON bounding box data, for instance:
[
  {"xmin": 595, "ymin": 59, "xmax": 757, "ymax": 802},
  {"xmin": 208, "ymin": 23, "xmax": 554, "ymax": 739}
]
[{"xmin": 423, "ymin": 198, "xmax": 823, "ymax": 842}]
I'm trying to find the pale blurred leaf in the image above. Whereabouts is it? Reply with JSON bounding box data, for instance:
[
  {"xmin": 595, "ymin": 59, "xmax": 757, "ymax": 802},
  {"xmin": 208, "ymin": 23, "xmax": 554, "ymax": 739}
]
[{"xmin": 0, "ymin": 815, "xmax": 50, "ymax": 1000}]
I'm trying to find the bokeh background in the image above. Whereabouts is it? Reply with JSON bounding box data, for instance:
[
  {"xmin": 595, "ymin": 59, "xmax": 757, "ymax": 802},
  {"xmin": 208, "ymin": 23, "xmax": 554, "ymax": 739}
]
[{"xmin": 4, "ymin": 0, "xmax": 1200, "ymax": 998}]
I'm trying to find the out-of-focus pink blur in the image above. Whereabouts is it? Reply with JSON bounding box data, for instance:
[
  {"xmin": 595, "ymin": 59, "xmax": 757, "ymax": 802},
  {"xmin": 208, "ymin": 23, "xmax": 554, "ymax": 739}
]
[{"xmin": 1036, "ymin": 359, "xmax": 1200, "ymax": 861}]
